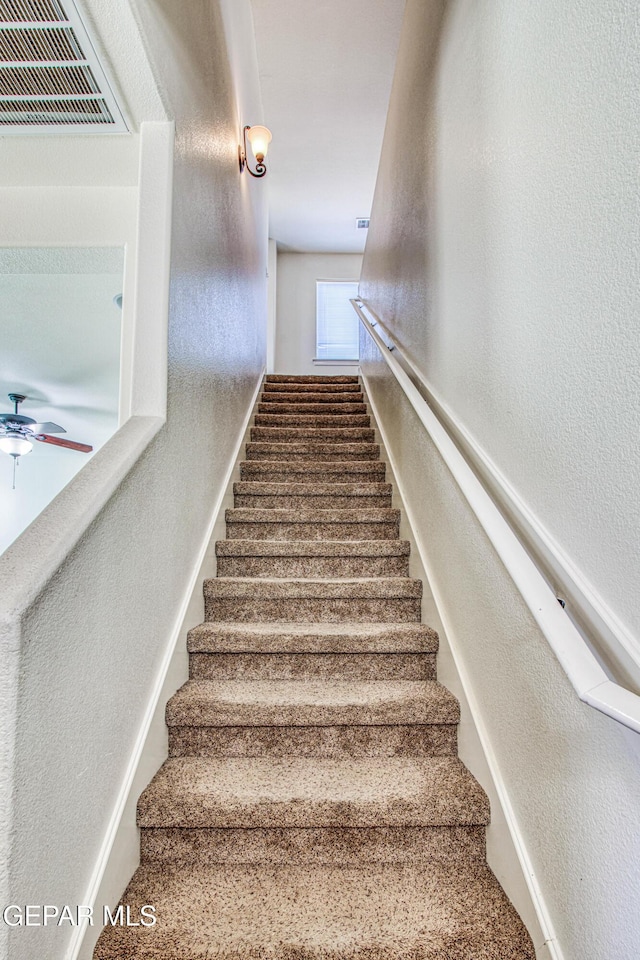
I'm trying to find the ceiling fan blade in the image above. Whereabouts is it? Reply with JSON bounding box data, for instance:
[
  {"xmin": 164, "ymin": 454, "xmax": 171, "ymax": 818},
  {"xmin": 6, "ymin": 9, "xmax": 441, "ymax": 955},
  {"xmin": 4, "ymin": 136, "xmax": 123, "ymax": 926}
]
[
  {"xmin": 35, "ymin": 434, "xmax": 93, "ymax": 453},
  {"xmin": 29, "ymin": 421, "xmax": 66, "ymax": 434}
]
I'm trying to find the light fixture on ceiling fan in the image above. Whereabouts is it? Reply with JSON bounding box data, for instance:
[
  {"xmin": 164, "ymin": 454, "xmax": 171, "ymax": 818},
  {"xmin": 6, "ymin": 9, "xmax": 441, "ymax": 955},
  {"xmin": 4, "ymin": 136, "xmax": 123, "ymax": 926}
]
[{"xmin": 0, "ymin": 393, "xmax": 93, "ymax": 489}]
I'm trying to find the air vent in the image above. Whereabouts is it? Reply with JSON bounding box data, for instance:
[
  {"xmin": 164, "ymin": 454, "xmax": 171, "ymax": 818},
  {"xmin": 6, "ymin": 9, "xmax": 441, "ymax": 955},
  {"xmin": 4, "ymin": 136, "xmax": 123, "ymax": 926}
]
[
  {"xmin": 0, "ymin": 0, "xmax": 127, "ymax": 132},
  {"xmin": 356, "ymin": 218, "xmax": 370, "ymax": 230}
]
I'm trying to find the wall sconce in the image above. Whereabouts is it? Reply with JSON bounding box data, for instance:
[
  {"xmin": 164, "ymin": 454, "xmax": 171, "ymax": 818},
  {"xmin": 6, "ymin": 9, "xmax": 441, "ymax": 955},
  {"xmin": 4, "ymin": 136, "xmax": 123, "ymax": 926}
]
[{"xmin": 239, "ymin": 125, "xmax": 272, "ymax": 178}]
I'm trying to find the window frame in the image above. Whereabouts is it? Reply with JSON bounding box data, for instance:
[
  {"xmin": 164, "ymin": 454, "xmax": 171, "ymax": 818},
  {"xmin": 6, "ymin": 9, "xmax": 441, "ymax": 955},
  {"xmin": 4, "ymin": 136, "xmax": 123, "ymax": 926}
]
[{"xmin": 314, "ymin": 278, "xmax": 361, "ymax": 363}]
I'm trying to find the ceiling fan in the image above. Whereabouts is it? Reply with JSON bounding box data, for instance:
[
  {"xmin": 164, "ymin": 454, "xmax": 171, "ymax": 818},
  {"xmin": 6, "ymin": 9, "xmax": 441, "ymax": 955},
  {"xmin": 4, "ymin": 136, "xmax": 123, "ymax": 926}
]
[{"xmin": 0, "ymin": 393, "xmax": 93, "ymax": 488}]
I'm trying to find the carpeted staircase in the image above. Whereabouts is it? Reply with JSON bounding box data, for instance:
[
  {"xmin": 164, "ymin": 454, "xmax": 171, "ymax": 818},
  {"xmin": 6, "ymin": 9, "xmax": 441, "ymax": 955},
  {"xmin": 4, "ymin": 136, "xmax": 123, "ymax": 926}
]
[{"xmin": 95, "ymin": 375, "xmax": 535, "ymax": 959}]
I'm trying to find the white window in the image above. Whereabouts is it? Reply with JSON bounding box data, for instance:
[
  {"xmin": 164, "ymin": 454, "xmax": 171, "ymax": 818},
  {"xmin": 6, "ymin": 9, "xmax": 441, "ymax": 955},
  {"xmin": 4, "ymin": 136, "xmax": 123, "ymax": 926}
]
[{"xmin": 315, "ymin": 280, "xmax": 360, "ymax": 361}]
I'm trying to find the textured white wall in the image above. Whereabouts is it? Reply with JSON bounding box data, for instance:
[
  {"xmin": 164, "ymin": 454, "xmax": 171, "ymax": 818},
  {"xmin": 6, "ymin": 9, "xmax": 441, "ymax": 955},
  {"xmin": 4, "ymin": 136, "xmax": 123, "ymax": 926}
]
[
  {"xmin": 362, "ymin": 0, "xmax": 640, "ymax": 650},
  {"xmin": 3, "ymin": 2, "xmax": 267, "ymax": 958},
  {"xmin": 360, "ymin": 1, "xmax": 640, "ymax": 958},
  {"xmin": 275, "ymin": 252, "xmax": 362, "ymax": 374}
]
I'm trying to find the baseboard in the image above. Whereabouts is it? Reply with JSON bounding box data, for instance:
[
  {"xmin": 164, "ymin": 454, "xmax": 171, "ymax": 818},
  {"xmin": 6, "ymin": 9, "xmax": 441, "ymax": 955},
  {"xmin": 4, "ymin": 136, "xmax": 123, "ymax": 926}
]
[
  {"xmin": 70, "ymin": 368, "xmax": 265, "ymax": 960},
  {"xmin": 360, "ymin": 368, "xmax": 563, "ymax": 960}
]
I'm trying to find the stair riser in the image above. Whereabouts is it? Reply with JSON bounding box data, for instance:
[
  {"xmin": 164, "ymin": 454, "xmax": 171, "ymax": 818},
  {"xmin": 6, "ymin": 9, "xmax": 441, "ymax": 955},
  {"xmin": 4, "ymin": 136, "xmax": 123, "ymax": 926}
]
[
  {"xmin": 254, "ymin": 415, "xmax": 371, "ymax": 427},
  {"xmin": 189, "ymin": 652, "xmax": 435, "ymax": 681},
  {"xmin": 246, "ymin": 443, "xmax": 380, "ymax": 461},
  {"xmin": 240, "ymin": 464, "xmax": 386, "ymax": 483},
  {"xmin": 261, "ymin": 393, "xmax": 364, "ymax": 404},
  {"xmin": 205, "ymin": 598, "xmax": 422, "ymax": 622},
  {"xmin": 258, "ymin": 403, "xmax": 368, "ymax": 414},
  {"xmin": 233, "ymin": 494, "xmax": 392, "ymax": 510},
  {"xmin": 263, "ymin": 383, "xmax": 361, "ymax": 393},
  {"xmin": 168, "ymin": 724, "xmax": 456, "ymax": 759},
  {"xmin": 216, "ymin": 556, "xmax": 410, "ymax": 577},
  {"xmin": 140, "ymin": 825, "xmax": 482, "ymax": 865},
  {"xmin": 225, "ymin": 520, "xmax": 400, "ymax": 540},
  {"xmin": 250, "ymin": 428, "xmax": 376, "ymax": 443}
]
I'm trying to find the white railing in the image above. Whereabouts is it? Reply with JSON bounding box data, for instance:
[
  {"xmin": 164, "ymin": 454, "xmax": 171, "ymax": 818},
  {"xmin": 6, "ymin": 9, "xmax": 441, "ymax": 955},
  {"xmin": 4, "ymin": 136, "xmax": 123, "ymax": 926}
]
[{"xmin": 352, "ymin": 298, "xmax": 640, "ymax": 734}]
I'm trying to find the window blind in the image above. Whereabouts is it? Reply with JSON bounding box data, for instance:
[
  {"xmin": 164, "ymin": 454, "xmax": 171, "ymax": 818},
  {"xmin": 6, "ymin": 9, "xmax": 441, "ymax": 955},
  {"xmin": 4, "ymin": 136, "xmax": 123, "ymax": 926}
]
[{"xmin": 315, "ymin": 281, "xmax": 360, "ymax": 360}]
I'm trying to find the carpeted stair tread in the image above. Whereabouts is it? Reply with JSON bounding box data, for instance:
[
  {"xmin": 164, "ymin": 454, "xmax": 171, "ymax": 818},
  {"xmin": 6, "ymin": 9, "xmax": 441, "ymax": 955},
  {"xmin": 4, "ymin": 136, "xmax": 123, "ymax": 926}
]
[
  {"xmin": 205, "ymin": 577, "xmax": 422, "ymax": 599},
  {"xmin": 232, "ymin": 481, "xmax": 392, "ymax": 510},
  {"xmin": 258, "ymin": 401, "xmax": 368, "ymax": 414},
  {"xmin": 263, "ymin": 382, "xmax": 362, "ymax": 393},
  {"xmin": 246, "ymin": 441, "xmax": 380, "ymax": 461},
  {"xmin": 266, "ymin": 375, "xmax": 360, "ymax": 383},
  {"xmin": 226, "ymin": 507, "xmax": 399, "ymax": 523},
  {"xmin": 260, "ymin": 392, "xmax": 364, "ymax": 403},
  {"xmin": 166, "ymin": 679, "xmax": 459, "ymax": 726},
  {"xmin": 225, "ymin": 508, "xmax": 400, "ymax": 542},
  {"xmin": 240, "ymin": 459, "xmax": 386, "ymax": 482},
  {"xmin": 233, "ymin": 481, "xmax": 391, "ymax": 496},
  {"xmin": 215, "ymin": 539, "xmax": 410, "ymax": 578},
  {"xmin": 187, "ymin": 621, "xmax": 439, "ymax": 653},
  {"xmin": 254, "ymin": 413, "xmax": 371, "ymax": 426},
  {"xmin": 250, "ymin": 426, "xmax": 376, "ymax": 442},
  {"xmin": 93, "ymin": 861, "xmax": 535, "ymax": 960},
  {"xmin": 137, "ymin": 756, "xmax": 489, "ymax": 828},
  {"xmin": 205, "ymin": 577, "xmax": 422, "ymax": 623},
  {"xmin": 216, "ymin": 539, "xmax": 409, "ymax": 557},
  {"xmin": 250, "ymin": 428, "xmax": 377, "ymax": 442}
]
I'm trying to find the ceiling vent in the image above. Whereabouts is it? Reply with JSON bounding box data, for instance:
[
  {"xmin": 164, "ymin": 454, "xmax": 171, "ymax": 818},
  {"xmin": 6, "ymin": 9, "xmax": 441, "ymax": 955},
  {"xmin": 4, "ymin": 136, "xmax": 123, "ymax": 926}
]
[
  {"xmin": 356, "ymin": 218, "xmax": 370, "ymax": 230},
  {"xmin": 0, "ymin": 0, "xmax": 127, "ymax": 133}
]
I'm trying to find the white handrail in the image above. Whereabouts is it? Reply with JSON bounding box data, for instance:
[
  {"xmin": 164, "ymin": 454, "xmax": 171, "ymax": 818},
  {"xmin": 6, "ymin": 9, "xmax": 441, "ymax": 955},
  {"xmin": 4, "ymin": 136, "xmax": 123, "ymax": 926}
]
[{"xmin": 352, "ymin": 298, "xmax": 640, "ymax": 734}]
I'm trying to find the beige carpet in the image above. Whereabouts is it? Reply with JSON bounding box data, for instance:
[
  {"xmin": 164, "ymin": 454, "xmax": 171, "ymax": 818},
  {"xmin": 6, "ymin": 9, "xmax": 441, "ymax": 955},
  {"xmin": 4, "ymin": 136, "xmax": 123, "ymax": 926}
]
[{"xmin": 94, "ymin": 375, "xmax": 534, "ymax": 959}]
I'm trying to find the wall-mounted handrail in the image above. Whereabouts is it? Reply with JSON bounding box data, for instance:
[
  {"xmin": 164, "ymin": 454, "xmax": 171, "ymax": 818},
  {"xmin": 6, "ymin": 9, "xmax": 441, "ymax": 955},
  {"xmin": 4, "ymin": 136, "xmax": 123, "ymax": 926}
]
[{"xmin": 352, "ymin": 297, "xmax": 640, "ymax": 734}]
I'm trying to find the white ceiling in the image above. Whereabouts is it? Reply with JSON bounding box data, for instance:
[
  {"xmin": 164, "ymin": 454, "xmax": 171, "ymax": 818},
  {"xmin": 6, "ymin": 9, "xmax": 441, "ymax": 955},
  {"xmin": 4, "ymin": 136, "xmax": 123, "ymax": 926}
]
[{"xmin": 250, "ymin": 0, "xmax": 406, "ymax": 253}]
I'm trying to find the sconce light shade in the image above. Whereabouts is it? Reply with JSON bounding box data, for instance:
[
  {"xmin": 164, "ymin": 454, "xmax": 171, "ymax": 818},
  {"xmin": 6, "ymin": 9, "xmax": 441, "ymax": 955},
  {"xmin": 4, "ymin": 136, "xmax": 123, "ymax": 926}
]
[
  {"xmin": 239, "ymin": 125, "xmax": 273, "ymax": 178},
  {"xmin": 246, "ymin": 125, "xmax": 272, "ymax": 162},
  {"xmin": 0, "ymin": 434, "xmax": 33, "ymax": 457}
]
